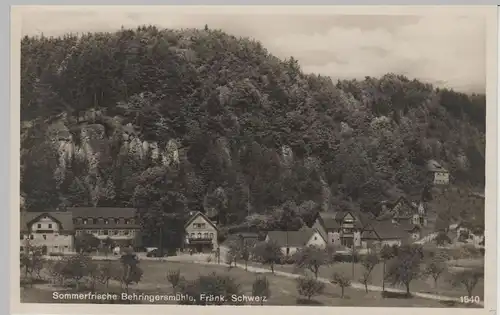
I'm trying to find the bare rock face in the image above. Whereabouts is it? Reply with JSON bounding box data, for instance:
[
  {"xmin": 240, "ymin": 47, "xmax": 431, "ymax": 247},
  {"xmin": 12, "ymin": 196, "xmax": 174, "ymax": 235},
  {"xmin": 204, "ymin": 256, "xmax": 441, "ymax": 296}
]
[
  {"xmin": 281, "ymin": 144, "xmax": 293, "ymax": 166},
  {"xmin": 162, "ymin": 139, "xmax": 179, "ymax": 166}
]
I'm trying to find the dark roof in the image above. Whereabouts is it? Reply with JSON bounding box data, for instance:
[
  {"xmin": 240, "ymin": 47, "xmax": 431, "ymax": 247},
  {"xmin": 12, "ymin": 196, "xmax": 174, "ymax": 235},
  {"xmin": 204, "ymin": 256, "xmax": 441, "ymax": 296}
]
[
  {"xmin": 317, "ymin": 211, "xmax": 372, "ymax": 230},
  {"xmin": 68, "ymin": 207, "xmax": 137, "ymax": 219},
  {"xmin": 266, "ymin": 228, "xmax": 320, "ymax": 247},
  {"xmin": 370, "ymin": 220, "xmax": 414, "ymax": 240},
  {"xmin": 20, "ymin": 212, "xmax": 74, "ymax": 233},
  {"xmin": 184, "ymin": 211, "xmax": 218, "ymax": 231},
  {"xmin": 427, "ymin": 159, "xmax": 447, "ymax": 172}
]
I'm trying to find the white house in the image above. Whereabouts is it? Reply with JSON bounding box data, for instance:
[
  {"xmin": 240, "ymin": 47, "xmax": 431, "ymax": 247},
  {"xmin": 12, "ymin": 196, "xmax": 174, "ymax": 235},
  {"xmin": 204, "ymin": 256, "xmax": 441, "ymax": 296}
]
[{"xmin": 264, "ymin": 227, "xmax": 327, "ymax": 256}]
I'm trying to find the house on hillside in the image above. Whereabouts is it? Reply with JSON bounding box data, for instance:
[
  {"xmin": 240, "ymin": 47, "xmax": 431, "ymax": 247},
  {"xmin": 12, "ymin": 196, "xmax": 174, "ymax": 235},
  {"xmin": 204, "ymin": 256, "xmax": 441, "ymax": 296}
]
[
  {"xmin": 427, "ymin": 159, "xmax": 450, "ymax": 185},
  {"xmin": 184, "ymin": 211, "xmax": 219, "ymax": 253},
  {"xmin": 265, "ymin": 227, "xmax": 326, "ymax": 256},
  {"xmin": 376, "ymin": 196, "xmax": 428, "ymax": 227},
  {"xmin": 68, "ymin": 207, "xmax": 142, "ymax": 248},
  {"xmin": 20, "ymin": 212, "xmax": 74, "ymax": 254},
  {"xmin": 312, "ymin": 211, "xmax": 372, "ymax": 248}
]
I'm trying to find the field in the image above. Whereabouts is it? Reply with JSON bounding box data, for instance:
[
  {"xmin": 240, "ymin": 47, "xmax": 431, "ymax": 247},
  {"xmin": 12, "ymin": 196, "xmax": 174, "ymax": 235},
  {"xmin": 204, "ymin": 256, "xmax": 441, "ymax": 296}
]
[
  {"xmin": 20, "ymin": 260, "xmax": 481, "ymax": 307},
  {"xmin": 265, "ymin": 260, "xmax": 484, "ymax": 300}
]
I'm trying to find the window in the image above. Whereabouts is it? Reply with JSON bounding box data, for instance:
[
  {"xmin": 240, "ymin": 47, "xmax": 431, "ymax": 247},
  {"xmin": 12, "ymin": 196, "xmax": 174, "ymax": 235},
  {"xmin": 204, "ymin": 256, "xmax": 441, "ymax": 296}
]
[
  {"xmin": 83, "ymin": 219, "xmax": 88, "ymax": 224},
  {"xmin": 200, "ymin": 223, "xmax": 206, "ymax": 229},
  {"xmin": 197, "ymin": 233, "xmax": 201, "ymax": 238},
  {"xmin": 190, "ymin": 233, "xmax": 195, "ymax": 238},
  {"xmin": 115, "ymin": 219, "xmax": 119, "ymax": 224},
  {"xmin": 104, "ymin": 220, "xmax": 109, "ymax": 225},
  {"xmin": 124, "ymin": 230, "xmax": 129, "ymax": 235},
  {"xmin": 125, "ymin": 220, "xmax": 129, "ymax": 225},
  {"xmin": 99, "ymin": 230, "xmax": 104, "ymax": 235},
  {"xmin": 314, "ymin": 236, "xmax": 317, "ymax": 240},
  {"xmin": 37, "ymin": 224, "xmax": 41, "ymax": 228},
  {"xmin": 113, "ymin": 230, "xmax": 118, "ymax": 235},
  {"xmin": 286, "ymin": 247, "xmax": 290, "ymax": 255},
  {"xmin": 20, "ymin": 246, "xmax": 24, "ymax": 252},
  {"xmin": 104, "ymin": 230, "xmax": 109, "ymax": 236},
  {"xmin": 48, "ymin": 224, "xmax": 52, "ymax": 229},
  {"xmin": 42, "ymin": 235, "xmax": 47, "ymax": 240},
  {"xmin": 129, "ymin": 219, "xmax": 135, "ymax": 224},
  {"xmin": 419, "ymin": 217, "xmax": 424, "ymax": 225},
  {"xmin": 91, "ymin": 230, "xmax": 97, "ymax": 235},
  {"xmin": 29, "ymin": 235, "xmax": 34, "ymax": 240},
  {"xmin": 20, "ymin": 235, "xmax": 23, "ymax": 240},
  {"xmin": 204, "ymin": 232, "xmax": 208, "ymax": 238},
  {"xmin": 209, "ymin": 233, "xmax": 214, "ymax": 239}
]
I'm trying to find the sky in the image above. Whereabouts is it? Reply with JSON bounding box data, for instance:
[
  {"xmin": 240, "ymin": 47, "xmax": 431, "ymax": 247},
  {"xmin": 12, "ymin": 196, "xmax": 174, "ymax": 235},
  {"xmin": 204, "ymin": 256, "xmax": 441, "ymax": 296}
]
[{"xmin": 17, "ymin": 6, "xmax": 487, "ymax": 93}]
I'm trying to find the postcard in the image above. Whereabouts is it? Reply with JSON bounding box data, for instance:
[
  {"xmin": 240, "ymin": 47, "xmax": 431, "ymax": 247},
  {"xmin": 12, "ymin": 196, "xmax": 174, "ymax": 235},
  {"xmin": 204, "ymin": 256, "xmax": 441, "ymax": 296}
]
[{"xmin": 10, "ymin": 5, "xmax": 497, "ymax": 315}]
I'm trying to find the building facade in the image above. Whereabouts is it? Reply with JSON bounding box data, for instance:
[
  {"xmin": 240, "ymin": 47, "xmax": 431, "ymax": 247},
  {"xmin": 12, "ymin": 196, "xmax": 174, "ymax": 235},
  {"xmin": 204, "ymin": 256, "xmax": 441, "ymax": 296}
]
[
  {"xmin": 313, "ymin": 211, "xmax": 369, "ymax": 248},
  {"xmin": 68, "ymin": 207, "xmax": 141, "ymax": 247},
  {"xmin": 265, "ymin": 227, "xmax": 327, "ymax": 256},
  {"xmin": 427, "ymin": 159, "xmax": 450, "ymax": 185},
  {"xmin": 20, "ymin": 212, "xmax": 74, "ymax": 254},
  {"xmin": 184, "ymin": 211, "xmax": 218, "ymax": 253}
]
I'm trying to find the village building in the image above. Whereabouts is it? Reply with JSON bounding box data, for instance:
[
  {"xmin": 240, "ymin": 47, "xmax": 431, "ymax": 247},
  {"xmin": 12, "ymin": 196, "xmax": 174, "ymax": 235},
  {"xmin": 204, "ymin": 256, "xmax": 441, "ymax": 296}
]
[
  {"xmin": 427, "ymin": 159, "xmax": 450, "ymax": 185},
  {"xmin": 376, "ymin": 196, "xmax": 428, "ymax": 227},
  {"xmin": 312, "ymin": 211, "xmax": 371, "ymax": 248},
  {"xmin": 184, "ymin": 211, "xmax": 219, "ymax": 253},
  {"xmin": 20, "ymin": 212, "xmax": 74, "ymax": 254},
  {"xmin": 265, "ymin": 227, "xmax": 326, "ymax": 256},
  {"xmin": 361, "ymin": 220, "xmax": 421, "ymax": 248},
  {"xmin": 68, "ymin": 207, "xmax": 142, "ymax": 247}
]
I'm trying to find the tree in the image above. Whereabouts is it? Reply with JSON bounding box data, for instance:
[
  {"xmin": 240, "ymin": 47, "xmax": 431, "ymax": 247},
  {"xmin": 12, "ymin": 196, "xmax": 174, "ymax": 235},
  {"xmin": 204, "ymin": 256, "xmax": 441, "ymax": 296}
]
[
  {"xmin": 359, "ymin": 252, "xmax": 380, "ymax": 292},
  {"xmin": 252, "ymin": 241, "xmax": 283, "ymax": 274},
  {"xmin": 435, "ymin": 231, "xmax": 452, "ymax": 246},
  {"xmin": 19, "ymin": 245, "xmax": 45, "ymax": 285},
  {"xmin": 449, "ymin": 268, "xmax": 484, "ymax": 297},
  {"xmin": 75, "ymin": 233, "xmax": 101, "ymax": 253},
  {"xmin": 239, "ymin": 242, "xmax": 251, "ymax": 271},
  {"xmin": 385, "ymin": 244, "xmax": 423, "ymax": 295},
  {"xmin": 60, "ymin": 253, "xmax": 92, "ymax": 290},
  {"xmin": 330, "ymin": 272, "xmax": 351, "ymax": 298},
  {"xmin": 424, "ymin": 249, "xmax": 448, "ymax": 290},
  {"xmin": 118, "ymin": 252, "xmax": 143, "ymax": 293},
  {"xmin": 379, "ymin": 244, "xmax": 394, "ymax": 291},
  {"xmin": 97, "ymin": 261, "xmax": 114, "ymax": 288},
  {"xmin": 293, "ymin": 245, "xmax": 329, "ymax": 279},
  {"xmin": 132, "ymin": 166, "xmax": 188, "ymax": 256},
  {"xmin": 167, "ymin": 269, "xmax": 184, "ymax": 292},
  {"xmin": 296, "ymin": 276, "xmax": 325, "ymax": 302},
  {"xmin": 226, "ymin": 240, "xmax": 239, "ymax": 268},
  {"xmin": 252, "ymin": 276, "xmax": 271, "ymax": 305}
]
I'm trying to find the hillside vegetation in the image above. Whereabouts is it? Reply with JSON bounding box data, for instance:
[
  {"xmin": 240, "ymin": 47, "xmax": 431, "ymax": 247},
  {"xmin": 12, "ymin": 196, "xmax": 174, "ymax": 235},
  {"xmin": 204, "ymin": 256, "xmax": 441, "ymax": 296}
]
[{"xmin": 20, "ymin": 26, "xmax": 486, "ymax": 245}]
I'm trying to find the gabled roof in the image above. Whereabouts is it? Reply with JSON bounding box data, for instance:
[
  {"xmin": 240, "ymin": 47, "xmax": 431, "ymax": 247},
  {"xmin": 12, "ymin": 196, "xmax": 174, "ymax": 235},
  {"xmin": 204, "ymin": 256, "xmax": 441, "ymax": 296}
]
[
  {"xmin": 20, "ymin": 211, "xmax": 74, "ymax": 233},
  {"xmin": 317, "ymin": 210, "xmax": 372, "ymax": 230},
  {"xmin": 427, "ymin": 159, "xmax": 448, "ymax": 172},
  {"xmin": 369, "ymin": 220, "xmax": 416, "ymax": 240},
  {"xmin": 68, "ymin": 207, "xmax": 137, "ymax": 219},
  {"xmin": 184, "ymin": 211, "xmax": 218, "ymax": 231},
  {"xmin": 266, "ymin": 228, "xmax": 322, "ymax": 247}
]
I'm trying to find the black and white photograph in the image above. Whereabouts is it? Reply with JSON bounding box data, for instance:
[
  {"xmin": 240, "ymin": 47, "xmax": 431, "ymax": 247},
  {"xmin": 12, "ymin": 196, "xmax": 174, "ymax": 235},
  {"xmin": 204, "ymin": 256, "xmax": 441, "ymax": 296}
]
[{"xmin": 12, "ymin": 5, "xmax": 497, "ymax": 312}]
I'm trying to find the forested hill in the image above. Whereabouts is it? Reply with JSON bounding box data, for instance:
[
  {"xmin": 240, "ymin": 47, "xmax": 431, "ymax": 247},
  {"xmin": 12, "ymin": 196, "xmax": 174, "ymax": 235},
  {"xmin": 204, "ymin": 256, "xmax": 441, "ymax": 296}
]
[{"xmin": 20, "ymin": 25, "xmax": 486, "ymax": 231}]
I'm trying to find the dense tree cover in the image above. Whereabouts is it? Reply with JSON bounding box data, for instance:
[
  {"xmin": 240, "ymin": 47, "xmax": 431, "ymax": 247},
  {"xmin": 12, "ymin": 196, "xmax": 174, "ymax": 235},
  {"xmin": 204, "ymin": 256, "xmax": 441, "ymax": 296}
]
[{"xmin": 20, "ymin": 26, "xmax": 485, "ymax": 240}]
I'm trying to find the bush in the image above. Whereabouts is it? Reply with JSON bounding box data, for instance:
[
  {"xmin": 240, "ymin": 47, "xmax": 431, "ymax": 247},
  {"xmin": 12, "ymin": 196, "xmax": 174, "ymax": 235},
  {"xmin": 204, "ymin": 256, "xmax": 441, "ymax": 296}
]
[{"xmin": 296, "ymin": 276, "xmax": 325, "ymax": 301}]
